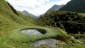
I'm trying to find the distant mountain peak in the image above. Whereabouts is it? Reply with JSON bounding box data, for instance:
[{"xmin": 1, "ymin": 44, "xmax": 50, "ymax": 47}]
[
  {"xmin": 22, "ymin": 10, "xmax": 37, "ymax": 19},
  {"xmin": 22, "ymin": 10, "xmax": 28, "ymax": 13},
  {"xmin": 46, "ymin": 4, "xmax": 64, "ymax": 12}
]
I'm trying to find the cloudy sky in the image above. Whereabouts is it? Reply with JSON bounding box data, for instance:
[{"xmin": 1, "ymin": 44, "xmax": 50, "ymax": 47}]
[{"xmin": 6, "ymin": 0, "xmax": 70, "ymax": 16}]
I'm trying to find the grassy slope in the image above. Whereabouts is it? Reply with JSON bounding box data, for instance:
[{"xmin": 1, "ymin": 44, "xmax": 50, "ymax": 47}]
[
  {"xmin": 0, "ymin": 0, "xmax": 70, "ymax": 48},
  {"xmin": 0, "ymin": 0, "xmax": 34, "ymax": 48}
]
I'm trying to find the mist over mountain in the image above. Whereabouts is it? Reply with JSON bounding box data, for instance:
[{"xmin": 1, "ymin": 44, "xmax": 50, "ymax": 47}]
[
  {"xmin": 46, "ymin": 4, "xmax": 64, "ymax": 12},
  {"xmin": 59, "ymin": 0, "xmax": 85, "ymax": 13}
]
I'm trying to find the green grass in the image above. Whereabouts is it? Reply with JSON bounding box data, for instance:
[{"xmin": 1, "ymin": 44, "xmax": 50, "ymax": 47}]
[
  {"xmin": 9, "ymin": 26, "xmax": 68, "ymax": 42},
  {"xmin": 0, "ymin": 0, "xmax": 35, "ymax": 48},
  {"xmin": 0, "ymin": 24, "xmax": 70, "ymax": 48}
]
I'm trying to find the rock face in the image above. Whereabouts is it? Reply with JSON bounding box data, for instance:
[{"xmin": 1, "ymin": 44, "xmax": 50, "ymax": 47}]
[
  {"xmin": 31, "ymin": 39, "xmax": 66, "ymax": 48},
  {"xmin": 21, "ymin": 29, "xmax": 42, "ymax": 35}
]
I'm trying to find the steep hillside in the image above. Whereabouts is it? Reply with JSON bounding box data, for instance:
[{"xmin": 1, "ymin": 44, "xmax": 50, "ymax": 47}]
[
  {"xmin": 0, "ymin": 0, "xmax": 35, "ymax": 47},
  {"xmin": 59, "ymin": 0, "xmax": 85, "ymax": 13},
  {"xmin": 38, "ymin": 11, "xmax": 85, "ymax": 34},
  {"xmin": 0, "ymin": 0, "xmax": 34, "ymax": 26},
  {"xmin": 46, "ymin": 4, "xmax": 64, "ymax": 12}
]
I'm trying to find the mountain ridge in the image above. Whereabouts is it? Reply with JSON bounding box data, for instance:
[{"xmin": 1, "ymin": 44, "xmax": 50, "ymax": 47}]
[
  {"xmin": 59, "ymin": 0, "xmax": 85, "ymax": 13},
  {"xmin": 22, "ymin": 10, "xmax": 37, "ymax": 19},
  {"xmin": 46, "ymin": 4, "xmax": 64, "ymax": 12}
]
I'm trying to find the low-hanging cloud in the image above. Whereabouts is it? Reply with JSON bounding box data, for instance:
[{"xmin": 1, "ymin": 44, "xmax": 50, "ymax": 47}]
[{"xmin": 6, "ymin": 0, "xmax": 70, "ymax": 16}]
